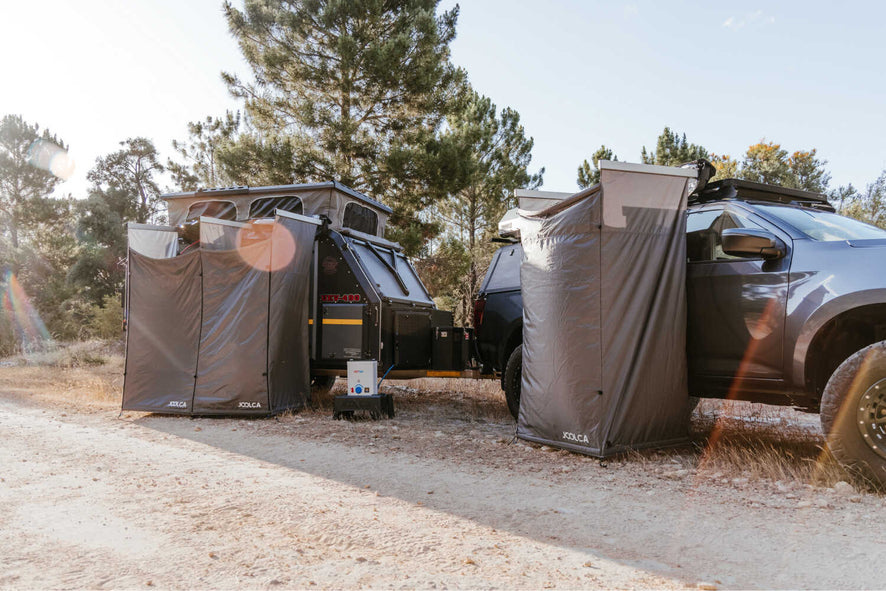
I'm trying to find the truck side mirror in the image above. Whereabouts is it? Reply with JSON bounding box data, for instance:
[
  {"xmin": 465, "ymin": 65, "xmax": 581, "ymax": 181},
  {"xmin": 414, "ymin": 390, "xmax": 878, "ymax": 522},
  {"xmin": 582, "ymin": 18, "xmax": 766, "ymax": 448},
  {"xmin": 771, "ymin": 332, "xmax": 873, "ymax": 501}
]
[{"xmin": 721, "ymin": 228, "xmax": 785, "ymax": 260}]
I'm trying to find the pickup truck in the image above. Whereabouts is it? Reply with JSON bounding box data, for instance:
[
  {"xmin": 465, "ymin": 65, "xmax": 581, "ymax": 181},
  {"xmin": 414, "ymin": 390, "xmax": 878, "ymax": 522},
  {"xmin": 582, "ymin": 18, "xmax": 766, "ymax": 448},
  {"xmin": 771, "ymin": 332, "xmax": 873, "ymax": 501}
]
[{"xmin": 475, "ymin": 177, "xmax": 886, "ymax": 485}]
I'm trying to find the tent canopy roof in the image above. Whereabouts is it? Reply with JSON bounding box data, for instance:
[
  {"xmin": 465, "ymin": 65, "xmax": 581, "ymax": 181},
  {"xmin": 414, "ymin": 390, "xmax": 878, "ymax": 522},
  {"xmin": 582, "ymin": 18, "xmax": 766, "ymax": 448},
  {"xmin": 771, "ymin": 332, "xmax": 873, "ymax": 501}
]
[{"xmin": 162, "ymin": 181, "xmax": 392, "ymax": 237}]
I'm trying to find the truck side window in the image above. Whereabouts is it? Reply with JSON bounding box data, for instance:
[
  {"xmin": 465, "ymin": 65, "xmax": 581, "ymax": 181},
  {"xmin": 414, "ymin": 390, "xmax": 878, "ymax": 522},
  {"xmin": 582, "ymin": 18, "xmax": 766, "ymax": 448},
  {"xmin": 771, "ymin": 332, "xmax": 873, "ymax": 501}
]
[
  {"xmin": 686, "ymin": 208, "xmax": 764, "ymax": 262},
  {"xmin": 711, "ymin": 210, "xmax": 765, "ymax": 260},
  {"xmin": 686, "ymin": 209, "xmax": 722, "ymax": 262}
]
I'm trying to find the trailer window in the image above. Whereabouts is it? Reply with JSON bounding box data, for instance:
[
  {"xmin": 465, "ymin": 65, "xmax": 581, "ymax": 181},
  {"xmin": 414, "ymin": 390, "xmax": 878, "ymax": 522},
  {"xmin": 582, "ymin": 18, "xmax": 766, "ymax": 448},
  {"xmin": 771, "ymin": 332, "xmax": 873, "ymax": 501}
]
[
  {"xmin": 343, "ymin": 202, "xmax": 378, "ymax": 235},
  {"xmin": 248, "ymin": 196, "xmax": 303, "ymax": 219}
]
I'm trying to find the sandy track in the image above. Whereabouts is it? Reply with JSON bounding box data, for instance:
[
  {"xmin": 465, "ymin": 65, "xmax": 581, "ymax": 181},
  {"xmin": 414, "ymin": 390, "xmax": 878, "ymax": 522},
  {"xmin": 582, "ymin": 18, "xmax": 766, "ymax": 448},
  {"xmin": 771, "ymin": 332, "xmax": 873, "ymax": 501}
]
[{"xmin": 0, "ymin": 393, "xmax": 883, "ymax": 589}]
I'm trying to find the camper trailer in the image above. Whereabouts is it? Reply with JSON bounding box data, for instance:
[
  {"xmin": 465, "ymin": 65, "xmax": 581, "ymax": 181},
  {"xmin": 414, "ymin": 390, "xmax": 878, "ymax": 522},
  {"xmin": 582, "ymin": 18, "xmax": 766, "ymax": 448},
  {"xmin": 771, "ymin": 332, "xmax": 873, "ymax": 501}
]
[{"xmin": 122, "ymin": 182, "xmax": 482, "ymax": 416}]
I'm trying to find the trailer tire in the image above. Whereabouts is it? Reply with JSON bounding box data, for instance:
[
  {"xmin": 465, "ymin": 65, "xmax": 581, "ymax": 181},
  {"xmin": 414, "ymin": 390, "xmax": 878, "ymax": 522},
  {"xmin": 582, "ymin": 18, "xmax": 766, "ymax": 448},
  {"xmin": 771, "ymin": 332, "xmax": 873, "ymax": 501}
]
[
  {"xmin": 311, "ymin": 375, "xmax": 337, "ymax": 397},
  {"xmin": 503, "ymin": 345, "xmax": 522, "ymax": 420},
  {"xmin": 821, "ymin": 341, "xmax": 886, "ymax": 488}
]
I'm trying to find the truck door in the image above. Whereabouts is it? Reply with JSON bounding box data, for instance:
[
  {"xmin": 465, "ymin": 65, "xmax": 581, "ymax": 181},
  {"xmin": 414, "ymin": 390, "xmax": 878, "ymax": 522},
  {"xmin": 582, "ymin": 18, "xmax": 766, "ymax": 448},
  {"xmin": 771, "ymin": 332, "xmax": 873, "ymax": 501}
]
[{"xmin": 686, "ymin": 205, "xmax": 791, "ymax": 391}]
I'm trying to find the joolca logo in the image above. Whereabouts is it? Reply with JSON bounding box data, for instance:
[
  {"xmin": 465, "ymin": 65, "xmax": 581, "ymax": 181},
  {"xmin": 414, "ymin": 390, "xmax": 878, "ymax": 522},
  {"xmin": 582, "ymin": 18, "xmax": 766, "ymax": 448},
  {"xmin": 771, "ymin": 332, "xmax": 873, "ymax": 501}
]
[{"xmin": 562, "ymin": 431, "xmax": 589, "ymax": 444}]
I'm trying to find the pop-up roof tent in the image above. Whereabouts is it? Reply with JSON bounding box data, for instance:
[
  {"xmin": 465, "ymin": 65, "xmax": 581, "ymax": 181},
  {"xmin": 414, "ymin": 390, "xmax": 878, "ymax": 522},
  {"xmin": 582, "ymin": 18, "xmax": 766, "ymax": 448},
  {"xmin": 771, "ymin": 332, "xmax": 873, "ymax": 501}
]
[
  {"xmin": 163, "ymin": 181, "xmax": 392, "ymax": 238},
  {"xmin": 516, "ymin": 160, "xmax": 699, "ymax": 456},
  {"xmin": 121, "ymin": 211, "xmax": 319, "ymax": 415}
]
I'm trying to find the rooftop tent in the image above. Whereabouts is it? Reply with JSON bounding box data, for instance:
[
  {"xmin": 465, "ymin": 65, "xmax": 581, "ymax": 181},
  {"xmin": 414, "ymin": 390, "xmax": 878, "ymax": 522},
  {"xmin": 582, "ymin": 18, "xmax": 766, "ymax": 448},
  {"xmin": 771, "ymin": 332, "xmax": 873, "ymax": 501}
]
[
  {"xmin": 162, "ymin": 182, "xmax": 392, "ymax": 238},
  {"xmin": 516, "ymin": 160, "xmax": 698, "ymax": 457},
  {"xmin": 121, "ymin": 211, "xmax": 320, "ymax": 415}
]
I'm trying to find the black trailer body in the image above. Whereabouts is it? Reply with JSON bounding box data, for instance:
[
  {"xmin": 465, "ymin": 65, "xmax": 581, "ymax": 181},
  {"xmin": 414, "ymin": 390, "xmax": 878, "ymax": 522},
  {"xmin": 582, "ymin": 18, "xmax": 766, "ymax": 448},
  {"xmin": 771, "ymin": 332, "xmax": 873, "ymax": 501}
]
[{"xmin": 311, "ymin": 228, "xmax": 454, "ymax": 374}]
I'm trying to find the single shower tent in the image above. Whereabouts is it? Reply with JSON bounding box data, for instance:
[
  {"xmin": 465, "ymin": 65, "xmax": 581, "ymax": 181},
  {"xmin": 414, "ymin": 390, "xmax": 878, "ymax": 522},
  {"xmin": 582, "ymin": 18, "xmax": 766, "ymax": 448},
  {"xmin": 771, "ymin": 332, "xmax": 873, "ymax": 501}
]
[{"xmin": 516, "ymin": 160, "xmax": 700, "ymax": 457}]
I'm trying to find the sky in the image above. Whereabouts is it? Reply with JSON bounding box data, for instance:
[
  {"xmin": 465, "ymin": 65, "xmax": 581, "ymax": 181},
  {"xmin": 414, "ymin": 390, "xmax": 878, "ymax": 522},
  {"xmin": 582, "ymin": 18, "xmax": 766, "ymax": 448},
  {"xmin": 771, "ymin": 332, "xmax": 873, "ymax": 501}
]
[{"xmin": 2, "ymin": 0, "xmax": 885, "ymax": 198}]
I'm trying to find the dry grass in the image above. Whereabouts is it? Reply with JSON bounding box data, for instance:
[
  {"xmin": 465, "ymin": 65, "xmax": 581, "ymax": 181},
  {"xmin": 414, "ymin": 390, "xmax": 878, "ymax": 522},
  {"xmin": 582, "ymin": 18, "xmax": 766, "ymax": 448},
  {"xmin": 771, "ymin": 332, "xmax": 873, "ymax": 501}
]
[
  {"xmin": 310, "ymin": 376, "xmax": 512, "ymax": 422},
  {"xmin": 3, "ymin": 339, "xmax": 123, "ymax": 369},
  {"xmin": 686, "ymin": 398, "xmax": 878, "ymax": 490},
  {"xmin": 0, "ymin": 340, "xmax": 124, "ymax": 408},
  {"xmin": 2, "ymin": 345, "xmax": 878, "ymax": 491},
  {"xmin": 320, "ymin": 377, "xmax": 875, "ymax": 489}
]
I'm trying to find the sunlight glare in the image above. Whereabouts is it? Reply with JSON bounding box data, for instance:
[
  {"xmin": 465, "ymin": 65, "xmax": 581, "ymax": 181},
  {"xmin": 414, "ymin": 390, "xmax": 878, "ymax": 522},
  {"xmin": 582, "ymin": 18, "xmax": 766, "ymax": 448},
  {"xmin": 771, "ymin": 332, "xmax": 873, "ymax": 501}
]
[
  {"xmin": 27, "ymin": 139, "xmax": 75, "ymax": 180},
  {"xmin": 2, "ymin": 270, "xmax": 52, "ymax": 349},
  {"xmin": 235, "ymin": 221, "xmax": 296, "ymax": 272}
]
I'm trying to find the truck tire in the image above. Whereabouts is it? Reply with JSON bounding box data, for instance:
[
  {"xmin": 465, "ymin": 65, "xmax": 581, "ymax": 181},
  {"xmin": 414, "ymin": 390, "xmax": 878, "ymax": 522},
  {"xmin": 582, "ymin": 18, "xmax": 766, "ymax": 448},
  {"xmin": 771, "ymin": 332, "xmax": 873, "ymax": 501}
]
[
  {"xmin": 821, "ymin": 341, "xmax": 886, "ymax": 487},
  {"xmin": 688, "ymin": 396, "xmax": 700, "ymax": 417},
  {"xmin": 503, "ymin": 345, "xmax": 522, "ymax": 420},
  {"xmin": 311, "ymin": 375, "xmax": 337, "ymax": 397}
]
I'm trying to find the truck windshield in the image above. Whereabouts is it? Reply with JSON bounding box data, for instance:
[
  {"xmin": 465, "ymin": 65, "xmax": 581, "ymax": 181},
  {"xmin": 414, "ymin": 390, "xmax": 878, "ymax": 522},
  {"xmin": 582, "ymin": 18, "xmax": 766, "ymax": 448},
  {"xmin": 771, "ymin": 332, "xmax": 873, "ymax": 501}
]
[{"xmin": 757, "ymin": 204, "xmax": 886, "ymax": 241}]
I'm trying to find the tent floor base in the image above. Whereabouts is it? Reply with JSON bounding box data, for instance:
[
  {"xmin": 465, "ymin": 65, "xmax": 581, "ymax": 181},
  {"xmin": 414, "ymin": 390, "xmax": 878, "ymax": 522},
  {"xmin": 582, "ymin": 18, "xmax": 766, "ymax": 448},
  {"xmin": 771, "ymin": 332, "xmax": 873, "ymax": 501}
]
[
  {"xmin": 516, "ymin": 432, "xmax": 690, "ymax": 458},
  {"xmin": 333, "ymin": 394, "xmax": 395, "ymax": 420}
]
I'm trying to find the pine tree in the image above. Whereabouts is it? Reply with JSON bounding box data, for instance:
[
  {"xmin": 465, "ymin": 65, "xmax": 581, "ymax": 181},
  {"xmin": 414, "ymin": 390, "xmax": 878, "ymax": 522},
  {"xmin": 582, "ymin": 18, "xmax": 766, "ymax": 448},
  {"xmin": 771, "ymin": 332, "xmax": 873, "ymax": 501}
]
[
  {"xmin": 71, "ymin": 138, "xmax": 165, "ymax": 304},
  {"xmin": 740, "ymin": 141, "xmax": 791, "ymax": 186},
  {"xmin": 787, "ymin": 149, "xmax": 831, "ymax": 193},
  {"xmin": 0, "ymin": 115, "xmax": 68, "ymax": 252},
  {"xmin": 641, "ymin": 127, "xmax": 709, "ymax": 166},
  {"xmin": 738, "ymin": 141, "xmax": 830, "ymax": 193},
  {"xmin": 709, "ymin": 154, "xmax": 739, "ymax": 181},
  {"xmin": 842, "ymin": 172, "xmax": 886, "ymax": 228},
  {"xmin": 577, "ymin": 145, "xmax": 616, "ymax": 189},
  {"xmin": 0, "ymin": 115, "xmax": 80, "ymax": 346},
  {"xmin": 168, "ymin": 112, "xmax": 241, "ymax": 190},
  {"xmin": 431, "ymin": 87, "xmax": 542, "ymax": 322},
  {"xmin": 221, "ymin": 0, "xmax": 462, "ymax": 247},
  {"xmin": 87, "ymin": 138, "xmax": 165, "ymax": 224}
]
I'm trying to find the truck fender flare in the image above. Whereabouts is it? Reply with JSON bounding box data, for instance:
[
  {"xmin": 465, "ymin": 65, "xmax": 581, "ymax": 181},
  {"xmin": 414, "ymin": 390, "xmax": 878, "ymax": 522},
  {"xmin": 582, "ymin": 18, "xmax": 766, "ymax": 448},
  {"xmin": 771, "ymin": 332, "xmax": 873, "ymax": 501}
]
[{"xmin": 793, "ymin": 289, "xmax": 886, "ymax": 389}]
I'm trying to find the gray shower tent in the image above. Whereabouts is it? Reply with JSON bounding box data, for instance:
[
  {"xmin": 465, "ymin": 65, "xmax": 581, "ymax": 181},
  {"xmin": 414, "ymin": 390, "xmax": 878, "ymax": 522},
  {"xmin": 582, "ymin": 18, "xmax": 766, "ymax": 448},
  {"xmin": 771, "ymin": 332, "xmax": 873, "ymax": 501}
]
[
  {"xmin": 121, "ymin": 211, "xmax": 319, "ymax": 415},
  {"xmin": 515, "ymin": 161, "xmax": 699, "ymax": 457}
]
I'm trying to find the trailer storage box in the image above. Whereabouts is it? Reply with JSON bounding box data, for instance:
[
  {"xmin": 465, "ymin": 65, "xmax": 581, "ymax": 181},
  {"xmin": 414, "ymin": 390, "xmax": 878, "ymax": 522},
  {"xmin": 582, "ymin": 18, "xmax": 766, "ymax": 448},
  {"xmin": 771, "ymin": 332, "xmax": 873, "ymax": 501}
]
[
  {"xmin": 516, "ymin": 161, "xmax": 698, "ymax": 457},
  {"xmin": 432, "ymin": 327, "xmax": 473, "ymax": 371}
]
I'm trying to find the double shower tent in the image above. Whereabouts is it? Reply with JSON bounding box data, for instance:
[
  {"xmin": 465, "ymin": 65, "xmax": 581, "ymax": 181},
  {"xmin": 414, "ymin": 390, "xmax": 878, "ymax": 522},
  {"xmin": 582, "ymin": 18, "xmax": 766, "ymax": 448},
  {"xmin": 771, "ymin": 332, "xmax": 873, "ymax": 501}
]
[{"xmin": 121, "ymin": 211, "xmax": 319, "ymax": 415}]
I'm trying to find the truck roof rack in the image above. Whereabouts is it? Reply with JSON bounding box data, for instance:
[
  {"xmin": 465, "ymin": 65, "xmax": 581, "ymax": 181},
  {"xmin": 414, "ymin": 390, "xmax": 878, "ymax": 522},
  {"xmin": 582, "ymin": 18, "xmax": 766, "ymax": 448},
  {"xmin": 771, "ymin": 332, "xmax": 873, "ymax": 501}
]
[{"xmin": 692, "ymin": 178, "xmax": 832, "ymax": 210}]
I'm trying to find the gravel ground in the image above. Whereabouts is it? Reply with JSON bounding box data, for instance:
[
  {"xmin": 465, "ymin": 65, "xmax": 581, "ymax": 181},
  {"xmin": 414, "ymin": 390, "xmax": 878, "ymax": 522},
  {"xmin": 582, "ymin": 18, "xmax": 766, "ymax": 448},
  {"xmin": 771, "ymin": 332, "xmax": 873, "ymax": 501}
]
[{"xmin": 1, "ymin": 366, "xmax": 885, "ymax": 589}]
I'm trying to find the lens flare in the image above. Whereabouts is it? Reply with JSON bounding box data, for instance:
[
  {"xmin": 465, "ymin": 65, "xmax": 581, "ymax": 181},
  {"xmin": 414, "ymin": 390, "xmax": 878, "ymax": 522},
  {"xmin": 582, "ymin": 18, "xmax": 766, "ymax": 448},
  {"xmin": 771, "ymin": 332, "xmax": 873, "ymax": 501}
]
[
  {"xmin": 236, "ymin": 222, "xmax": 296, "ymax": 272},
  {"xmin": 27, "ymin": 139, "xmax": 75, "ymax": 180},
  {"xmin": 2, "ymin": 270, "xmax": 52, "ymax": 349}
]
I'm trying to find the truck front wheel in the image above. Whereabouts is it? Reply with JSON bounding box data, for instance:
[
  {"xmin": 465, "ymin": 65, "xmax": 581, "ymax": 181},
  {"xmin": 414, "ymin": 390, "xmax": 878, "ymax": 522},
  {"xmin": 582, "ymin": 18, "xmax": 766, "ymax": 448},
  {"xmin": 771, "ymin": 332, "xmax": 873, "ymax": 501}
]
[
  {"xmin": 821, "ymin": 341, "xmax": 886, "ymax": 487},
  {"xmin": 503, "ymin": 345, "xmax": 522, "ymax": 420}
]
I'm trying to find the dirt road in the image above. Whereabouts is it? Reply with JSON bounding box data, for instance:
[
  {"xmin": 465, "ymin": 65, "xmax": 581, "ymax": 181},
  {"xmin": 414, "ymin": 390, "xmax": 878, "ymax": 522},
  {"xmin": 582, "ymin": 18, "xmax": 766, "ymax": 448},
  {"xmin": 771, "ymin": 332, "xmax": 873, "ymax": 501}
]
[{"xmin": 1, "ymin": 387, "xmax": 884, "ymax": 589}]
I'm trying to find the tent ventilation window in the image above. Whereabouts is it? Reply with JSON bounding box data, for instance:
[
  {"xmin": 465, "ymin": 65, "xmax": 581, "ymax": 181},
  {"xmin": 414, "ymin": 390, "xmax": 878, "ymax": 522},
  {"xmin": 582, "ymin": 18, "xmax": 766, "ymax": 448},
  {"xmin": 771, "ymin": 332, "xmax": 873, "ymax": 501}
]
[
  {"xmin": 181, "ymin": 201, "xmax": 237, "ymax": 245},
  {"xmin": 186, "ymin": 201, "xmax": 237, "ymax": 222},
  {"xmin": 249, "ymin": 196, "xmax": 304, "ymax": 219},
  {"xmin": 343, "ymin": 202, "xmax": 378, "ymax": 235}
]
